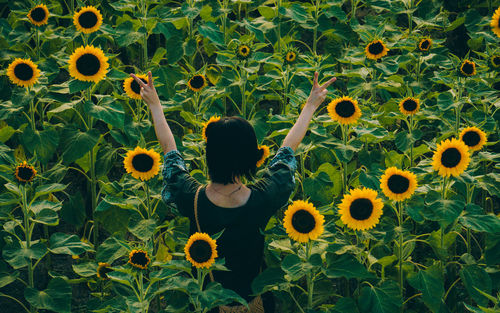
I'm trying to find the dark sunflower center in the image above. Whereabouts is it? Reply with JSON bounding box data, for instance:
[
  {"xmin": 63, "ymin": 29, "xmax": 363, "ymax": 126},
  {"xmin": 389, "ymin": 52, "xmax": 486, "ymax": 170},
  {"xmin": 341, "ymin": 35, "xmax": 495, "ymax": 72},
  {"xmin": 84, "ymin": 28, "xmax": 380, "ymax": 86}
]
[
  {"xmin": 492, "ymin": 56, "xmax": 500, "ymax": 66},
  {"xmin": 402, "ymin": 99, "xmax": 417, "ymax": 112},
  {"xmin": 17, "ymin": 166, "xmax": 35, "ymax": 181},
  {"xmin": 130, "ymin": 251, "xmax": 148, "ymax": 266},
  {"xmin": 462, "ymin": 62, "xmax": 474, "ymax": 75},
  {"xmin": 241, "ymin": 47, "xmax": 248, "ymax": 54},
  {"xmin": 335, "ymin": 100, "xmax": 355, "ymax": 118},
  {"xmin": 368, "ymin": 42, "xmax": 384, "ymax": 55},
  {"xmin": 190, "ymin": 75, "xmax": 204, "ymax": 89},
  {"xmin": 98, "ymin": 265, "xmax": 112, "ymax": 279},
  {"xmin": 287, "ymin": 53, "xmax": 295, "ymax": 61},
  {"xmin": 387, "ymin": 174, "xmax": 410, "ymax": 194},
  {"xmin": 441, "ymin": 147, "xmax": 461, "ymax": 168},
  {"xmin": 291, "ymin": 209, "xmax": 316, "ymax": 234},
  {"xmin": 349, "ymin": 198, "xmax": 373, "ymax": 221},
  {"xmin": 420, "ymin": 40, "xmax": 430, "ymax": 50},
  {"xmin": 131, "ymin": 153, "xmax": 154, "ymax": 172},
  {"xmin": 78, "ymin": 11, "xmax": 98, "ymax": 29},
  {"xmin": 31, "ymin": 7, "xmax": 46, "ymax": 22},
  {"xmin": 189, "ymin": 240, "xmax": 212, "ymax": 263},
  {"xmin": 76, "ymin": 53, "xmax": 101, "ymax": 76},
  {"xmin": 131, "ymin": 78, "xmax": 147, "ymax": 94},
  {"xmin": 14, "ymin": 63, "xmax": 34, "ymax": 81},
  {"xmin": 462, "ymin": 131, "xmax": 480, "ymax": 147}
]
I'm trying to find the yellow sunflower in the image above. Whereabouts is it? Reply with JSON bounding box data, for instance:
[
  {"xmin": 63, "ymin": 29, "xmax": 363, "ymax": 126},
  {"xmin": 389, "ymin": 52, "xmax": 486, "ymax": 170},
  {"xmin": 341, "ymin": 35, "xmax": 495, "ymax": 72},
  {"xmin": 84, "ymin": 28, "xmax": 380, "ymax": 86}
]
[
  {"xmin": 365, "ymin": 39, "xmax": 389, "ymax": 60},
  {"xmin": 285, "ymin": 51, "xmax": 297, "ymax": 63},
  {"xmin": 7, "ymin": 58, "xmax": 40, "ymax": 88},
  {"xmin": 202, "ymin": 115, "xmax": 221, "ymax": 142},
  {"xmin": 97, "ymin": 262, "xmax": 112, "ymax": 279},
  {"xmin": 184, "ymin": 232, "xmax": 218, "ymax": 269},
  {"xmin": 27, "ymin": 4, "xmax": 49, "ymax": 26},
  {"xmin": 490, "ymin": 55, "xmax": 500, "ymax": 69},
  {"xmin": 327, "ymin": 96, "xmax": 362, "ymax": 125},
  {"xmin": 283, "ymin": 200, "xmax": 324, "ymax": 243},
  {"xmin": 338, "ymin": 188, "xmax": 384, "ymax": 231},
  {"xmin": 237, "ymin": 44, "xmax": 251, "ymax": 58},
  {"xmin": 187, "ymin": 74, "xmax": 207, "ymax": 92},
  {"xmin": 128, "ymin": 249, "xmax": 151, "ymax": 270},
  {"xmin": 490, "ymin": 6, "xmax": 500, "ymax": 38},
  {"xmin": 380, "ymin": 167, "xmax": 417, "ymax": 201},
  {"xmin": 418, "ymin": 38, "xmax": 432, "ymax": 52},
  {"xmin": 432, "ymin": 138, "xmax": 470, "ymax": 177},
  {"xmin": 123, "ymin": 147, "xmax": 161, "ymax": 181},
  {"xmin": 459, "ymin": 127, "xmax": 487, "ymax": 151},
  {"xmin": 256, "ymin": 145, "xmax": 270, "ymax": 167},
  {"xmin": 460, "ymin": 60, "xmax": 476, "ymax": 77},
  {"xmin": 73, "ymin": 6, "xmax": 103, "ymax": 34},
  {"xmin": 68, "ymin": 45, "xmax": 109, "ymax": 83},
  {"xmin": 398, "ymin": 97, "xmax": 420, "ymax": 115},
  {"xmin": 123, "ymin": 74, "xmax": 148, "ymax": 100},
  {"xmin": 14, "ymin": 161, "xmax": 37, "ymax": 183}
]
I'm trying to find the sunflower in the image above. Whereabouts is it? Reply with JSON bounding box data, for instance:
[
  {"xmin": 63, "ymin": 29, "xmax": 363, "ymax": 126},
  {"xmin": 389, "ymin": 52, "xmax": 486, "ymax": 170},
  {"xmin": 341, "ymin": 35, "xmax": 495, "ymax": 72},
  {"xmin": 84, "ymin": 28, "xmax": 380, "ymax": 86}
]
[
  {"xmin": 432, "ymin": 138, "xmax": 470, "ymax": 177},
  {"xmin": 285, "ymin": 50, "xmax": 297, "ymax": 63},
  {"xmin": 187, "ymin": 74, "xmax": 207, "ymax": 92},
  {"xmin": 73, "ymin": 6, "xmax": 103, "ymax": 34},
  {"xmin": 283, "ymin": 200, "xmax": 324, "ymax": 243},
  {"xmin": 237, "ymin": 44, "xmax": 251, "ymax": 59},
  {"xmin": 338, "ymin": 188, "xmax": 384, "ymax": 231},
  {"xmin": 490, "ymin": 6, "xmax": 500, "ymax": 38},
  {"xmin": 380, "ymin": 167, "xmax": 417, "ymax": 201},
  {"xmin": 128, "ymin": 250, "xmax": 151, "ymax": 269},
  {"xmin": 184, "ymin": 232, "xmax": 218, "ymax": 269},
  {"xmin": 327, "ymin": 96, "xmax": 362, "ymax": 125},
  {"xmin": 123, "ymin": 74, "xmax": 148, "ymax": 100},
  {"xmin": 7, "ymin": 58, "xmax": 40, "ymax": 88},
  {"xmin": 418, "ymin": 38, "xmax": 432, "ymax": 52},
  {"xmin": 15, "ymin": 161, "xmax": 37, "ymax": 183},
  {"xmin": 490, "ymin": 55, "xmax": 500, "ymax": 69},
  {"xmin": 459, "ymin": 127, "xmax": 487, "ymax": 151},
  {"xmin": 97, "ymin": 262, "xmax": 112, "ymax": 279},
  {"xmin": 398, "ymin": 97, "xmax": 420, "ymax": 115},
  {"xmin": 123, "ymin": 147, "xmax": 161, "ymax": 181},
  {"xmin": 68, "ymin": 45, "xmax": 109, "ymax": 83},
  {"xmin": 365, "ymin": 39, "xmax": 389, "ymax": 60},
  {"xmin": 202, "ymin": 115, "xmax": 221, "ymax": 142},
  {"xmin": 27, "ymin": 4, "xmax": 49, "ymax": 26},
  {"xmin": 256, "ymin": 145, "xmax": 270, "ymax": 167},
  {"xmin": 460, "ymin": 60, "xmax": 476, "ymax": 77}
]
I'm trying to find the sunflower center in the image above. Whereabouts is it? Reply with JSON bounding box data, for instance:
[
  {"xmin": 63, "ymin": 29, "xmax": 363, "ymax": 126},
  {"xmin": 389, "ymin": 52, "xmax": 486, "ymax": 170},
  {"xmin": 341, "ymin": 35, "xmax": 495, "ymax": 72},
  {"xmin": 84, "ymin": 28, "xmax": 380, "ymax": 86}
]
[
  {"xmin": 98, "ymin": 264, "xmax": 112, "ymax": 279},
  {"xmin": 76, "ymin": 53, "xmax": 101, "ymax": 76},
  {"xmin": 441, "ymin": 148, "xmax": 461, "ymax": 168},
  {"xmin": 335, "ymin": 100, "xmax": 355, "ymax": 118},
  {"xmin": 287, "ymin": 53, "xmax": 295, "ymax": 61},
  {"xmin": 291, "ymin": 209, "xmax": 316, "ymax": 234},
  {"xmin": 31, "ymin": 7, "xmax": 46, "ymax": 22},
  {"xmin": 462, "ymin": 62, "xmax": 474, "ymax": 75},
  {"xmin": 131, "ymin": 78, "xmax": 147, "ymax": 94},
  {"xmin": 131, "ymin": 153, "xmax": 154, "ymax": 172},
  {"xmin": 189, "ymin": 240, "xmax": 212, "ymax": 263},
  {"xmin": 130, "ymin": 251, "xmax": 148, "ymax": 266},
  {"xmin": 492, "ymin": 56, "xmax": 500, "ymax": 66},
  {"xmin": 17, "ymin": 166, "xmax": 35, "ymax": 181},
  {"xmin": 368, "ymin": 42, "xmax": 384, "ymax": 55},
  {"xmin": 387, "ymin": 174, "xmax": 410, "ymax": 194},
  {"xmin": 349, "ymin": 198, "xmax": 373, "ymax": 221},
  {"xmin": 190, "ymin": 75, "xmax": 204, "ymax": 89},
  {"xmin": 14, "ymin": 63, "xmax": 34, "ymax": 81},
  {"xmin": 78, "ymin": 11, "xmax": 98, "ymax": 29},
  {"xmin": 402, "ymin": 99, "xmax": 417, "ymax": 112},
  {"xmin": 241, "ymin": 47, "xmax": 248, "ymax": 54},
  {"xmin": 462, "ymin": 131, "xmax": 480, "ymax": 147},
  {"xmin": 420, "ymin": 40, "xmax": 430, "ymax": 50}
]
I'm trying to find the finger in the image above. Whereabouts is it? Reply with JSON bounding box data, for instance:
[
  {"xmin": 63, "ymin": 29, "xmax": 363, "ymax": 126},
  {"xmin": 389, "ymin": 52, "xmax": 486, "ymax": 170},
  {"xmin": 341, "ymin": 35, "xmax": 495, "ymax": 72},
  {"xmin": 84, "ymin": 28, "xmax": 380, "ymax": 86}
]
[
  {"xmin": 313, "ymin": 71, "xmax": 319, "ymax": 87},
  {"xmin": 130, "ymin": 73, "xmax": 148, "ymax": 89},
  {"xmin": 147, "ymin": 71, "xmax": 154, "ymax": 88},
  {"xmin": 320, "ymin": 77, "xmax": 337, "ymax": 89}
]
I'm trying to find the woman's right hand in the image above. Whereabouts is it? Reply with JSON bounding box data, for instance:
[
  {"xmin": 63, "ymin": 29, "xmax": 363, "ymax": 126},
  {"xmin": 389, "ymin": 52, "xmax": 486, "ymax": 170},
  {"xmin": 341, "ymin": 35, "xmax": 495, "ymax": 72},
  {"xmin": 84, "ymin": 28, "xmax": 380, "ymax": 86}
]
[
  {"xmin": 304, "ymin": 71, "xmax": 336, "ymax": 111},
  {"xmin": 130, "ymin": 71, "xmax": 161, "ymax": 108}
]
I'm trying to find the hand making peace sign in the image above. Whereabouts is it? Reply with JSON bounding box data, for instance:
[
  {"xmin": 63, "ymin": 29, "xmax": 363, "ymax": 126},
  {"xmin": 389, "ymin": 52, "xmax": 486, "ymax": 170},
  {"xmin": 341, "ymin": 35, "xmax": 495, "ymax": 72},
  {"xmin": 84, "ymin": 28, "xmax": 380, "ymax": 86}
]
[
  {"xmin": 130, "ymin": 71, "xmax": 161, "ymax": 108},
  {"xmin": 305, "ymin": 71, "xmax": 337, "ymax": 111}
]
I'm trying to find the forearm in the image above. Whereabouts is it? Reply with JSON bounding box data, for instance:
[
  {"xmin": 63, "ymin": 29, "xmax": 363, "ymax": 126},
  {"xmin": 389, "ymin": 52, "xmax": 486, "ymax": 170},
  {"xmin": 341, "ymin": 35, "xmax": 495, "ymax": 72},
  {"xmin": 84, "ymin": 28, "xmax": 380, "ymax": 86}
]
[
  {"xmin": 281, "ymin": 104, "xmax": 316, "ymax": 152},
  {"xmin": 149, "ymin": 104, "xmax": 177, "ymax": 153}
]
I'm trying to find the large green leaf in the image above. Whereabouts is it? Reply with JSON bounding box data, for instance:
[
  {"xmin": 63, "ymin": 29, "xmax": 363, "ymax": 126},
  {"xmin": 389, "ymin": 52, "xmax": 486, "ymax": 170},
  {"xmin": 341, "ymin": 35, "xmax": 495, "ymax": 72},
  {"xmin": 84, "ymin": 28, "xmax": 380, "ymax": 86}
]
[
  {"xmin": 281, "ymin": 254, "xmax": 308, "ymax": 281},
  {"xmin": 24, "ymin": 278, "xmax": 72, "ymax": 313},
  {"xmin": 324, "ymin": 253, "xmax": 374, "ymax": 279},
  {"xmin": 128, "ymin": 217, "xmax": 156, "ymax": 241},
  {"xmin": 459, "ymin": 214, "xmax": 500, "ymax": 234},
  {"xmin": 422, "ymin": 199, "xmax": 465, "ymax": 227},
  {"xmin": 83, "ymin": 99, "xmax": 125, "ymax": 129},
  {"xmin": 251, "ymin": 267, "xmax": 287, "ymax": 294},
  {"xmin": 2, "ymin": 240, "xmax": 47, "ymax": 269},
  {"xmin": 459, "ymin": 265, "xmax": 492, "ymax": 307},
  {"xmin": 407, "ymin": 264, "xmax": 444, "ymax": 312},
  {"xmin": 198, "ymin": 22, "xmax": 224, "ymax": 46},
  {"xmin": 33, "ymin": 183, "xmax": 67, "ymax": 201},
  {"xmin": 96, "ymin": 237, "xmax": 129, "ymax": 264},
  {"xmin": 49, "ymin": 232, "xmax": 93, "ymax": 255},
  {"xmin": 21, "ymin": 127, "xmax": 59, "ymax": 164},
  {"xmin": 358, "ymin": 281, "xmax": 402, "ymax": 313},
  {"xmin": 60, "ymin": 127, "xmax": 100, "ymax": 164}
]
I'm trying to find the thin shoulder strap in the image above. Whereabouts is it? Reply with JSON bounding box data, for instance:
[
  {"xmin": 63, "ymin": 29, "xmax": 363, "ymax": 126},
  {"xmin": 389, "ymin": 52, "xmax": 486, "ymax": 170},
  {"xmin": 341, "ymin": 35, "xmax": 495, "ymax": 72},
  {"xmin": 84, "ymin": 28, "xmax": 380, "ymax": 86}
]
[{"xmin": 193, "ymin": 185, "xmax": 215, "ymax": 283}]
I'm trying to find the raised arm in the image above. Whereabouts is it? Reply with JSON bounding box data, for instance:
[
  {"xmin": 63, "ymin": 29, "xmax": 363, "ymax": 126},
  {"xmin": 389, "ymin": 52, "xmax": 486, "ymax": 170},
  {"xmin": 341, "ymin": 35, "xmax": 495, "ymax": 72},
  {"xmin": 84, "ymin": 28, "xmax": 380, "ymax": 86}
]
[
  {"xmin": 282, "ymin": 72, "xmax": 336, "ymax": 151},
  {"xmin": 131, "ymin": 71, "xmax": 176, "ymax": 154}
]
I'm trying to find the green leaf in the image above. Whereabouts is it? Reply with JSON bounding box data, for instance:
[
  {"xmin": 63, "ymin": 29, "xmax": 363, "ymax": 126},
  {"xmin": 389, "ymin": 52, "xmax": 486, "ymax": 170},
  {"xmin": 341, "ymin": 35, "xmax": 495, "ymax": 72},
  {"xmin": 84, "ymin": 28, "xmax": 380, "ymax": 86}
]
[
  {"xmin": 21, "ymin": 127, "xmax": 59, "ymax": 164},
  {"xmin": 72, "ymin": 262, "xmax": 98, "ymax": 277},
  {"xmin": 251, "ymin": 267, "xmax": 287, "ymax": 294},
  {"xmin": 331, "ymin": 297, "xmax": 359, "ymax": 313},
  {"xmin": 24, "ymin": 278, "xmax": 72, "ymax": 313},
  {"xmin": 281, "ymin": 254, "xmax": 307, "ymax": 281},
  {"xmin": 324, "ymin": 253, "xmax": 374, "ymax": 279},
  {"xmin": 459, "ymin": 214, "xmax": 500, "ymax": 234},
  {"xmin": 34, "ymin": 183, "xmax": 67, "ymax": 200},
  {"xmin": 199, "ymin": 282, "xmax": 248, "ymax": 309},
  {"xmin": 0, "ymin": 125, "xmax": 15, "ymax": 143},
  {"xmin": 0, "ymin": 271, "xmax": 19, "ymax": 288},
  {"xmin": 60, "ymin": 127, "xmax": 100, "ymax": 164},
  {"xmin": 422, "ymin": 199, "xmax": 465, "ymax": 227},
  {"xmin": 68, "ymin": 80, "xmax": 92, "ymax": 93},
  {"xmin": 198, "ymin": 22, "xmax": 224, "ymax": 46},
  {"xmin": 33, "ymin": 209, "xmax": 59, "ymax": 226},
  {"xmin": 2, "ymin": 240, "xmax": 47, "ymax": 269},
  {"xmin": 49, "ymin": 232, "xmax": 93, "ymax": 255},
  {"xmin": 358, "ymin": 281, "xmax": 402, "ymax": 313},
  {"xmin": 407, "ymin": 264, "xmax": 444, "ymax": 312},
  {"xmin": 84, "ymin": 99, "xmax": 125, "ymax": 129},
  {"xmin": 97, "ymin": 237, "xmax": 129, "ymax": 264},
  {"xmin": 128, "ymin": 217, "xmax": 156, "ymax": 241},
  {"xmin": 60, "ymin": 192, "xmax": 86, "ymax": 228},
  {"xmin": 459, "ymin": 265, "xmax": 492, "ymax": 307}
]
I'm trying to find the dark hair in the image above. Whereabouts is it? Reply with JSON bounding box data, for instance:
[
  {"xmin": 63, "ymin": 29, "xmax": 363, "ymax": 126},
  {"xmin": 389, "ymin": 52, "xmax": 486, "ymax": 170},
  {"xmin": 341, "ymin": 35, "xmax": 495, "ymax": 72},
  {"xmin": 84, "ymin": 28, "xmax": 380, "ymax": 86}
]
[{"xmin": 205, "ymin": 116, "xmax": 264, "ymax": 184}]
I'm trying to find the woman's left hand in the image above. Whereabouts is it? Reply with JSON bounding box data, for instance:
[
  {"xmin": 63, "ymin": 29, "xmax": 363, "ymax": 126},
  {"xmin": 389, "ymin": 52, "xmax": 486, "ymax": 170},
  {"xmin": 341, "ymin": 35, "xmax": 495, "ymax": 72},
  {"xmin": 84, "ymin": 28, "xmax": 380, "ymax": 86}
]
[{"xmin": 304, "ymin": 71, "xmax": 336, "ymax": 111}]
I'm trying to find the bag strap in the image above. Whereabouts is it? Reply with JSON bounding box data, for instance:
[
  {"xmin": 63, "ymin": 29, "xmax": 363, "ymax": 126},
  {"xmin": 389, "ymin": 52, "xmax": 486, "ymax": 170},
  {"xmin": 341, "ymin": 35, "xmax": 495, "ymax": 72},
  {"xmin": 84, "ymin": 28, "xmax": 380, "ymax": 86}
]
[{"xmin": 193, "ymin": 184, "xmax": 215, "ymax": 283}]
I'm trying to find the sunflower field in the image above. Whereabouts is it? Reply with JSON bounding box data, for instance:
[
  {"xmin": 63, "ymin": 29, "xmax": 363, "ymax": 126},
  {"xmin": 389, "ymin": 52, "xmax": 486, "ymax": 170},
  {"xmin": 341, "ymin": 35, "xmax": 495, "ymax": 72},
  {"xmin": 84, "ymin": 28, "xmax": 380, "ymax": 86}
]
[{"xmin": 1, "ymin": 0, "xmax": 500, "ymax": 312}]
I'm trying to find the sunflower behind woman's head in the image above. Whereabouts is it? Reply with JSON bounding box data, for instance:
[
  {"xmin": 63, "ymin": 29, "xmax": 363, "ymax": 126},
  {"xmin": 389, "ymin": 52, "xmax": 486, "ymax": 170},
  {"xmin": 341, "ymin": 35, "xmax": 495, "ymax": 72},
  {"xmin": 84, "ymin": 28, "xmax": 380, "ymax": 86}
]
[
  {"xmin": 283, "ymin": 200, "xmax": 324, "ymax": 242},
  {"xmin": 7, "ymin": 58, "xmax": 40, "ymax": 88},
  {"xmin": 123, "ymin": 147, "xmax": 161, "ymax": 181},
  {"xmin": 185, "ymin": 232, "xmax": 218, "ymax": 268},
  {"xmin": 123, "ymin": 74, "xmax": 148, "ymax": 99}
]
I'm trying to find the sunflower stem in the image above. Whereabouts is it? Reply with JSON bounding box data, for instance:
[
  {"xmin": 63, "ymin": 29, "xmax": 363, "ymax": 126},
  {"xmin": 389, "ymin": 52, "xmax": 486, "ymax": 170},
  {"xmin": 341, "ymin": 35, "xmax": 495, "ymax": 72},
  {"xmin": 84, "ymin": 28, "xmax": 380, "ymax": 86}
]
[
  {"xmin": 409, "ymin": 115, "xmax": 413, "ymax": 168},
  {"xmin": 22, "ymin": 186, "xmax": 35, "ymax": 313},
  {"xmin": 342, "ymin": 124, "xmax": 348, "ymax": 193},
  {"xmin": 397, "ymin": 201, "xmax": 404, "ymax": 305},
  {"xmin": 86, "ymin": 87, "xmax": 99, "ymax": 248},
  {"xmin": 312, "ymin": 0, "xmax": 320, "ymax": 55},
  {"xmin": 465, "ymin": 183, "xmax": 473, "ymax": 255},
  {"xmin": 145, "ymin": 182, "xmax": 151, "ymax": 219},
  {"xmin": 241, "ymin": 67, "xmax": 247, "ymax": 118},
  {"xmin": 440, "ymin": 176, "xmax": 448, "ymax": 270},
  {"xmin": 142, "ymin": 0, "xmax": 148, "ymax": 70},
  {"xmin": 306, "ymin": 241, "xmax": 314, "ymax": 310},
  {"xmin": 276, "ymin": 0, "xmax": 281, "ymax": 53},
  {"xmin": 29, "ymin": 91, "xmax": 36, "ymax": 131},
  {"xmin": 35, "ymin": 27, "xmax": 40, "ymax": 60},
  {"xmin": 407, "ymin": 0, "xmax": 413, "ymax": 34}
]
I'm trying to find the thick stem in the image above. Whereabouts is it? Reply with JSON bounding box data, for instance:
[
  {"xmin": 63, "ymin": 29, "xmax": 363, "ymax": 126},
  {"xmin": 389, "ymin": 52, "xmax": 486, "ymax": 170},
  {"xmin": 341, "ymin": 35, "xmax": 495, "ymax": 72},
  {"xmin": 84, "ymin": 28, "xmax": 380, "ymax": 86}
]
[
  {"xmin": 397, "ymin": 202, "xmax": 404, "ymax": 303},
  {"xmin": 86, "ymin": 88, "xmax": 98, "ymax": 248},
  {"xmin": 36, "ymin": 27, "xmax": 40, "ymax": 60},
  {"xmin": 22, "ymin": 187, "xmax": 35, "ymax": 313},
  {"xmin": 312, "ymin": 0, "xmax": 320, "ymax": 55},
  {"xmin": 342, "ymin": 124, "xmax": 348, "ymax": 193},
  {"xmin": 277, "ymin": 0, "xmax": 281, "ymax": 53},
  {"xmin": 241, "ymin": 69, "xmax": 247, "ymax": 118},
  {"xmin": 409, "ymin": 115, "xmax": 413, "ymax": 168},
  {"xmin": 145, "ymin": 182, "xmax": 151, "ymax": 219},
  {"xmin": 142, "ymin": 0, "xmax": 148, "ymax": 70},
  {"xmin": 306, "ymin": 242, "xmax": 314, "ymax": 309}
]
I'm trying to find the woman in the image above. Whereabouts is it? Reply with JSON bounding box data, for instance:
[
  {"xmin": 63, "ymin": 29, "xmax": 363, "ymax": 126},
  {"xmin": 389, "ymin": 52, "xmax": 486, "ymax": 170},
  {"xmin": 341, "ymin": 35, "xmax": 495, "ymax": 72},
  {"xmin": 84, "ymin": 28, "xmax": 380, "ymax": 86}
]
[{"xmin": 131, "ymin": 71, "xmax": 336, "ymax": 312}]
